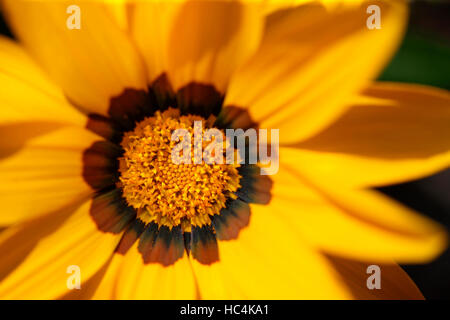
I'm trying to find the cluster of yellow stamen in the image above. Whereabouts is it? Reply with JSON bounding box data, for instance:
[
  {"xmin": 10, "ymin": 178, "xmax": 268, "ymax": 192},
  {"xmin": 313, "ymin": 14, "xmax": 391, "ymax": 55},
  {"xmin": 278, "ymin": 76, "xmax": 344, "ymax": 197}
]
[{"xmin": 118, "ymin": 108, "xmax": 241, "ymax": 230}]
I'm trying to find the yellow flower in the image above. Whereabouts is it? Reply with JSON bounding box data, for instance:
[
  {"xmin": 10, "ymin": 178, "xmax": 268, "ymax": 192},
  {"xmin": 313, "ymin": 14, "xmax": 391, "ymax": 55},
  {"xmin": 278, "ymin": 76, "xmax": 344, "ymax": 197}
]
[{"xmin": 0, "ymin": 0, "xmax": 449, "ymax": 299}]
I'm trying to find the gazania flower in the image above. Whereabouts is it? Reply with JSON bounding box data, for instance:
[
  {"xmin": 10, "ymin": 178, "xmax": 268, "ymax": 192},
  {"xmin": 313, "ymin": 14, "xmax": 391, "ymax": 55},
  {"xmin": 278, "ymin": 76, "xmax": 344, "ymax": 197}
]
[{"xmin": 0, "ymin": 0, "xmax": 449, "ymax": 299}]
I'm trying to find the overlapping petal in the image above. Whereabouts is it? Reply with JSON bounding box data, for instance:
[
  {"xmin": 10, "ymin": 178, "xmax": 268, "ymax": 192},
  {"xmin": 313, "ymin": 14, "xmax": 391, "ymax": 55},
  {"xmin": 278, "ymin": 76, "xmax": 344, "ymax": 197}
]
[
  {"xmin": 0, "ymin": 202, "xmax": 119, "ymax": 299},
  {"xmin": 114, "ymin": 244, "xmax": 197, "ymax": 299},
  {"xmin": 0, "ymin": 36, "xmax": 85, "ymax": 125},
  {"xmin": 91, "ymin": 254, "xmax": 124, "ymax": 299},
  {"xmin": 191, "ymin": 202, "xmax": 351, "ymax": 299},
  {"xmin": 271, "ymin": 154, "xmax": 447, "ymax": 263},
  {"xmin": 2, "ymin": 0, "xmax": 147, "ymax": 115},
  {"xmin": 0, "ymin": 126, "xmax": 100, "ymax": 225},
  {"xmin": 291, "ymin": 82, "xmax": 450, "ymax": 188},
  {"xmin": 223, "ymin": 0, "xmax": 408, "ymax": 143},
  {"xmin": 262, "ymin": 0, "xmax": 365, "ymax": 15},
  {"xmin": 0, "ymin": 0, "xmax": 445, "ymax": 301},
  {"xmin": 130, "ymin": 0, "xmax": 264, "ymax": 92}
]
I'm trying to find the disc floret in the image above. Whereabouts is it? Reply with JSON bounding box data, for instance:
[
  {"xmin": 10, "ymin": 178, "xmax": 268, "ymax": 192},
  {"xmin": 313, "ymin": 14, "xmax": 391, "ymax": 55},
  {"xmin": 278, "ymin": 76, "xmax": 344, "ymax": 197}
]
[{"xmin": 118, "ymin": 108, "xmax": 241, "ymax": 230}]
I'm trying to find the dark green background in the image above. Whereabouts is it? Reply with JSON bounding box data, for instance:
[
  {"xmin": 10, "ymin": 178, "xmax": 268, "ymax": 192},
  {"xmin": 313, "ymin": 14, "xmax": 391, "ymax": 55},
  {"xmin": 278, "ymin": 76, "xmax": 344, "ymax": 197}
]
[
  {"xmin": 377, "ymin": 1, "xmax": 450, "ymax": 299},
  {"xmin": 0, "ymin": 1, "xmax": 449, "ymax": 299}
]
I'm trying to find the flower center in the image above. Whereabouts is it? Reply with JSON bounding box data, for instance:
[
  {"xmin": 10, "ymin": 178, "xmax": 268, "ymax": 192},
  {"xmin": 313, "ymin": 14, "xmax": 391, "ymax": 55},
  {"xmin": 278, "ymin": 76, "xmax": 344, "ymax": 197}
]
[{"xmin": 118, "ymin": 108, "xmax": 241, "ymax": 231}]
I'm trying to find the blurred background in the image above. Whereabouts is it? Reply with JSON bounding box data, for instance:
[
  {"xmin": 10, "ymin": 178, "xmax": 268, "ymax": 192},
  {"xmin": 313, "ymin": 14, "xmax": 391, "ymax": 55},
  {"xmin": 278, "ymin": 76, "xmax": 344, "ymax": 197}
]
[
  {"xmin": 377, "ymin": 0, "xmax": 450, "ymax": 299},
  {"xmin": 0, "ymin": 1, "xmax": 449, "ymax": 299}
]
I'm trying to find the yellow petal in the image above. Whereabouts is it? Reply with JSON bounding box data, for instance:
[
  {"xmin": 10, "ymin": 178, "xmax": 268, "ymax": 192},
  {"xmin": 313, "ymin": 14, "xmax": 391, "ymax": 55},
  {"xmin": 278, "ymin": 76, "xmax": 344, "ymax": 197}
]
[
  {"xmin": 131, "ymin": 0, "xmax": 264, "ymax": 92},
  {"xmin": 60, "ymin": 258, "xmax": 112, "ymax": 300},
  {"xmin": 104, "ymin": 0, "xmax": 129, "ymax": 30},
  {"xmin": 223, "ymin": 0, "xmax": 407, "ymax": 143},
  {"xmin": 129, "ymin": 0, "xmax": 179, "ymax": 84},
  {"xmin": 191, "ymin": 202, "xmax": 351, "ymax": 299},
  {"xmin": 262, "ymin": 0, "xmax": 364, "ymax": 15},
  {"xmin": 272, "ymin": 153, "xmax": 448, "ymax": 263},
  {"xmin": 115, "ymin": 243, "xmax": 197, "ymax": 299},
  {"xmin": 0, "ymin": 36, "xmax": 85, "ymax": 125},
  {"xmin": 293, "ymin": 82, "xmax": 450, "ymax": 188},
  {"xmin": 2, "ymin": 0, "xmax": 147, "ymax": 115},
  {"xmin": 0, "ymin": 202, "xmax": 75, "ymax": 282},
  {"xmin": 91, "ymin": 254, "xmax": 124, "ymax": 300},
  {"xmin": 0, "ymin": 126, "xmax": 99, "ymax": 225},
  {"xmin": 0, "ymin": 201, "xmax": 119, "ymax": 299},
  {"xmin": 327, "ymin": 255, "xmax": 424, "ymax": 300}
]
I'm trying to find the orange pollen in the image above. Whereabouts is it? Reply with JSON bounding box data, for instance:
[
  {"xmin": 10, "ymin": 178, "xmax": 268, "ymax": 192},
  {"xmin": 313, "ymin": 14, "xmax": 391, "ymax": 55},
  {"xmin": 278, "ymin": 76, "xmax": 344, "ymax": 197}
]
[{"xmin": 118, "ymin": 108, "xmax": 241, "ymax": 230}]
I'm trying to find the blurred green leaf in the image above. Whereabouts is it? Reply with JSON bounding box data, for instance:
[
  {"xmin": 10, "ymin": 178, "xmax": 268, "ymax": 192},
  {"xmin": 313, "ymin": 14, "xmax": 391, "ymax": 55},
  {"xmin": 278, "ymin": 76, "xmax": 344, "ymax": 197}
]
[{"xmin": 379, "ymin": 29, "xmax": 450, "ymax": 90}]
